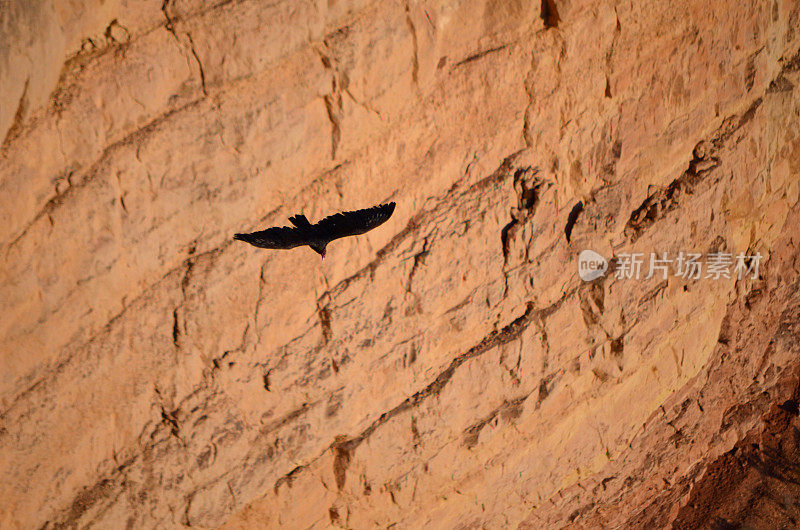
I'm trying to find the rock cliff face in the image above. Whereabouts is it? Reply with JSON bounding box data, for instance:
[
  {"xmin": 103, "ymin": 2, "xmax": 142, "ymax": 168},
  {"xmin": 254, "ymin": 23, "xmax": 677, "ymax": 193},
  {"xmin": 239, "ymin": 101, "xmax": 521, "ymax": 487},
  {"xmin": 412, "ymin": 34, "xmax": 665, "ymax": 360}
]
[{"xmin": 2, "ymin": 0, "xmax": 800, "ymax": 528}]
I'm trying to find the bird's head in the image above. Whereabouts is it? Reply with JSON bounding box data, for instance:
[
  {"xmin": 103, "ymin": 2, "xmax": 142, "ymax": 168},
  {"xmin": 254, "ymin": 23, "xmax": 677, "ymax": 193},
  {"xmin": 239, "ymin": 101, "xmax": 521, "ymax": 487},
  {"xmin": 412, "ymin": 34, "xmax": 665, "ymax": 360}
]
[{"xmin": 311, "ymin": 242, "xmax": 327, "ymax": 259}]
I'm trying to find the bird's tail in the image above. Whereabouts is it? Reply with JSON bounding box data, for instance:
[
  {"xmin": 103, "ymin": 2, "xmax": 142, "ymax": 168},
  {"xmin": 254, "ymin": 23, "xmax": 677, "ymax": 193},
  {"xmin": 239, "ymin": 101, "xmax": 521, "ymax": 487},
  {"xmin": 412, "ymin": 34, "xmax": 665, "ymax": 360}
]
[
  {"xmin": 288, "ymin": 214, "xmax": 311, "ymax": 228},
  {"xmin": 233, "ymin": 233, "xmax": 254, "ymax": 243}
]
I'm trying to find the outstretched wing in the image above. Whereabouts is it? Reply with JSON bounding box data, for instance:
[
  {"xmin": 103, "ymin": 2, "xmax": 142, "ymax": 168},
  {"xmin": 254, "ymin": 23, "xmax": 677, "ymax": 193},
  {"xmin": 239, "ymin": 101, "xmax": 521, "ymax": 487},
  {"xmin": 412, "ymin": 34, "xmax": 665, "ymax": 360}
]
[
  {"xmin": 234, "ymin": 226, "xmax": 309, "ymax": 249},
  {"xmin": 314, "ymin": 202, "xmax": 396, "ymax": 242}
]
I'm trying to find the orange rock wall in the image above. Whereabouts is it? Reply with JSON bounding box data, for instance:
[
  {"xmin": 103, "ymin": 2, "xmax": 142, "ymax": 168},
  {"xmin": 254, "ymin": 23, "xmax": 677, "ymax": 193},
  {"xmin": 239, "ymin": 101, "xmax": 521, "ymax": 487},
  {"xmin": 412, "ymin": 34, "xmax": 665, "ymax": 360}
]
[{"xmin": 1, "ymin": 0, "xmax": 800, "ymax": 527}]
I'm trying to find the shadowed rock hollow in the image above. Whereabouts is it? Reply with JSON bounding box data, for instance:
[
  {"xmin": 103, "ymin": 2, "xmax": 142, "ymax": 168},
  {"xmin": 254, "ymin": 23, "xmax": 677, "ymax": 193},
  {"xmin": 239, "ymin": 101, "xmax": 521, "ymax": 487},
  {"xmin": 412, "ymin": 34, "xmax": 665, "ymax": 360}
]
[{"xmin": 1, "ymin": 0, "xmax": 800, "ymax": 528}]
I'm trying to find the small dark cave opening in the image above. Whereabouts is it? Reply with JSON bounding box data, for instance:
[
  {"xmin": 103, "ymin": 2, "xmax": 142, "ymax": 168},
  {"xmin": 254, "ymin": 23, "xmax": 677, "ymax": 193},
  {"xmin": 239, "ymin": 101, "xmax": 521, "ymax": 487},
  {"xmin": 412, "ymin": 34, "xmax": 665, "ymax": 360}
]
[{"xmin": 541, "ymin": 0, "xmax": 560, "ymax": 28}]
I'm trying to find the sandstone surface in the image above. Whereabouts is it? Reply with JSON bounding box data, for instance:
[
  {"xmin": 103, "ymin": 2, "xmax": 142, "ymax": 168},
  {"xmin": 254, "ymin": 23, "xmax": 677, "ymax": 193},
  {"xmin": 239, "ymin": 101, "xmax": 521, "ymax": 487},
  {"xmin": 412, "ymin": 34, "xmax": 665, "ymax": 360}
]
[{"xmin": 1, "ymin": 0, "xmax": 800, "ymax": 528}]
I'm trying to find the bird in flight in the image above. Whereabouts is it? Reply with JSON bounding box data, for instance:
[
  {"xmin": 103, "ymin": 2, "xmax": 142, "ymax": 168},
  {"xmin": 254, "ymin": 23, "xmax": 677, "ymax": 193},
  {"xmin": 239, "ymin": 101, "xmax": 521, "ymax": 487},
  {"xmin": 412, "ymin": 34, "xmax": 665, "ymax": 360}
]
[{"xmin": 234, "ymin": 202, "xmax": 396, "ymax": 258}]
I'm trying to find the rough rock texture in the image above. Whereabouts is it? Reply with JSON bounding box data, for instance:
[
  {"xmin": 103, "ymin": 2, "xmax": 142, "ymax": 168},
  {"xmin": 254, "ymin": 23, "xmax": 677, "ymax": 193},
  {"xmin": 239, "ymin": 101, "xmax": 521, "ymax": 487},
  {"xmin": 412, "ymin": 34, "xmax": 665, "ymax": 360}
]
[{"xmin": 1, "ymin": 0, "xmax": 800, "ymax": 528}]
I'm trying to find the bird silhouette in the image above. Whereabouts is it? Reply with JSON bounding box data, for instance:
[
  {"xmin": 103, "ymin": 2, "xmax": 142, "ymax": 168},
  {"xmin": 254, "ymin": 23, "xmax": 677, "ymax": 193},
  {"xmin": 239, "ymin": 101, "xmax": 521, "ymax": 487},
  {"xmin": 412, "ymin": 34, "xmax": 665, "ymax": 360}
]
[{"xmin": 234, "ymin": 202, "xmax": 396, "ymax": 258}]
